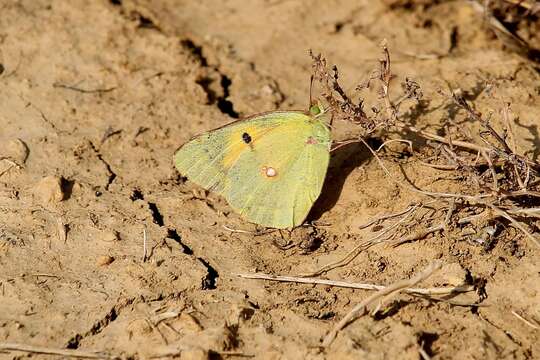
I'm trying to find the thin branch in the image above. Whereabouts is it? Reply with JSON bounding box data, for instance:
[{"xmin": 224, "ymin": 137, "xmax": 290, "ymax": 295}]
[
  {"xmin": 481, "ymin": 150, "xmax": 498, "ymax": 191},
  {"xmin": 53, "ymin": 82, "xmax": 117, "ymax": 94}
]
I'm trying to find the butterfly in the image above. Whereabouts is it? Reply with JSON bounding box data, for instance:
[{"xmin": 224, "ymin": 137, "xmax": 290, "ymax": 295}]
[{"xmin": 174, "ymin": 103, "xmax": 331, "ymax": 229}]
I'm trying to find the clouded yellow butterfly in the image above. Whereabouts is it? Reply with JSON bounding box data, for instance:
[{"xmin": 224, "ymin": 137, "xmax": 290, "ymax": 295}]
[{"xmin": 174, "ymin": 103, "xmax": 331, "ymax": 229}]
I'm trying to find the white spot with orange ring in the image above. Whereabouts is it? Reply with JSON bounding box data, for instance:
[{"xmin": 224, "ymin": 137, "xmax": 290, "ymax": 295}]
[{"xmin": 261, "ymin": 166, "xmax": 277, "ymax": 178}]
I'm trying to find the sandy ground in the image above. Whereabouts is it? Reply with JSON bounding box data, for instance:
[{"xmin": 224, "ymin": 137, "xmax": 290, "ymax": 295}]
[{"xmin": 1, "ymin": 0, "xmax": 539, "ymax": 359}]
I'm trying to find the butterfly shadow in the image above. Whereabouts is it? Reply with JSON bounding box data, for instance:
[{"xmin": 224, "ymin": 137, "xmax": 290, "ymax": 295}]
[{"xmin": 307, "ymin": 140, "xmax": 372, "ymax": 223}]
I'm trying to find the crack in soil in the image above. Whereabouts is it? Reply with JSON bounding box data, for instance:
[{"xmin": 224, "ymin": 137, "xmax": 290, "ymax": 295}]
[
  {"xmin": 109, "ymin": 0, "xmax": 162, "ymax": 31},
  {"xmin": 111, "ymin": 1, "xmax": 239, "ymax": 118},
  {"xmin": 197, "ymin": 257, "xmax": 219, "ymax": 290},
  {"xmin": 89, "ymin": 141, "xmax": 117, "ymax": 190},
  {"xmin": 65, "ymin": 307, "xmax": 117, "ymax": 349},
  {"xmin": 147, "ymin": 202, "xmax": 164, "ymax": 226},
  {"xmin": 180, "ymin": 38, "xmax": 239, "ymax": 119},
  {"xmin": 167, "ymin": 228, "xmax": 218, "ymax": 289},
  {"xmin": 64, "ymin": 291, "xmax": 186, "ymax": 349},
  {"xmin": 130, "ymin": 189, "xmax": 219, "ymax": 290},
  {"xmin": 65, "ymin": 297, "xmax": 134, "ymax": 349},
  {"xmin": 216, "ymin": 74, "xmax": 238, "ymax": 118},
  {"xmin": 166, "ymin": 228, "xmax": 193, "ymax": 255},
  {"xmin": 180, "ymin": 38, "xmax": 208, "ymax": 67}
]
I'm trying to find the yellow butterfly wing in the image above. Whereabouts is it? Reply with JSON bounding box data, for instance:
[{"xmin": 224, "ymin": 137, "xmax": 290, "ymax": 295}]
[{"xmin": 174, "ymin": 111, "xmax": 331, "ymax": 228}]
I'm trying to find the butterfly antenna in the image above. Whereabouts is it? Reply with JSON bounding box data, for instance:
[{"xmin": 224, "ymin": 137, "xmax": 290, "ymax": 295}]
[{"xmin": 309, "ymin": 74, "xmax": 314, "ymax": 108}]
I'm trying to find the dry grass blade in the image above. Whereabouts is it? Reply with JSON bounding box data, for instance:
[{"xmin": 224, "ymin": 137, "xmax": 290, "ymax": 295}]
[
  {"xmin": 511, "ymin": 310, "xmax": 540, "ymax": 329},
  {"xmin": 298, "ymin": 237, "xmax": 379, "ymax": 277},
  {"xmin": 0, "ymin": 342, "xmax": 116, "ymax": 359},
  {"xmin": 322, "ymin": 261, "xmax": 443, "ymax": 347},
  {"xmin": 406, "ymin": 126, "xmax": 491, "ymax": 153},
  {"xmin": 236, "ymin": 271, "xmax": 473, "ymax": 297},
  {"xmin": 143, "ymin": 227, "xmax": 148, "ymax": 262},
  {"xmin": 357, "ymin": 203, "xmax": 418, "ymax": 229},
  {"xmin": 0, "ymin": 159, "xmax": 22, "ymax": 178},
  {"xmin": 390, "ymin": 223, "xmax": 445, "ymax": 247},
  {"xmin": 390, "ymin": 201, "xmax": 455, "ymax": 247}
]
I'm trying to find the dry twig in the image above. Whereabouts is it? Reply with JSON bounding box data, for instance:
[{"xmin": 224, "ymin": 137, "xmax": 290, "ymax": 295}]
[
  {"xmin": 511, "ymin": 310, "xmax": 540, "ymax": 329},
  {"xmin": 311, "ymin": 43, "xmax": 540, "ymax": 258},
  {"xmin": 357, "ymin": 203, "xmax": 418, "ymax": 229},
  {"xmin": 236, "ymin": 271, "xmax": 473, "ymax": 297},
  {"xmin": 0, "ymin": 342, "xmax": 116, "ymax": 359},
  {"xmin": 143, "ymin": 227, "xmax": 148, "ymax": 262}
]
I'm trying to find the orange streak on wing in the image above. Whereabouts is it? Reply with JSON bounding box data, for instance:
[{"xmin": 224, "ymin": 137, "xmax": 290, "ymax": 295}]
[{"xmin": 222, "ymin": 125, "xmax": 273, "ymax": 168}]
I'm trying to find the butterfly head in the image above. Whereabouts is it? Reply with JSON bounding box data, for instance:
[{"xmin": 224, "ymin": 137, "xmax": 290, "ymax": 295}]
[
  {"xmin": 308, "ymin": 100, "xmax": 328, "ymax": 118},
  {"xmin": 308, "ymin": 100, "xmax": 333, "ymax": 133}
]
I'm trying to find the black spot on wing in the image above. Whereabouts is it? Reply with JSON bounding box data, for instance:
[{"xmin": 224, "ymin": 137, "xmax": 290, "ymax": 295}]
[{"xmin": 242, "ymin": 132, "xmax": 252, "ymax": 144}]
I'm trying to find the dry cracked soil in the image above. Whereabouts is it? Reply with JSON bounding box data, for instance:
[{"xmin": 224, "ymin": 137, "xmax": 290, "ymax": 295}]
[{"xmin": 0, "ymin": 1, "xmax": 539, "ymax": 359}]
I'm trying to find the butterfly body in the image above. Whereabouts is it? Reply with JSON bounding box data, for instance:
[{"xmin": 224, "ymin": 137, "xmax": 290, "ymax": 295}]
[{"xmin": 174, "ymin": 109, "xmax": 331, "ymax": 229}]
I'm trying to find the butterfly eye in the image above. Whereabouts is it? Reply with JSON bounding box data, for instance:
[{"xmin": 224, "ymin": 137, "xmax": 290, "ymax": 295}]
[
  {"xmin": 309, "ymin": 104, "xmax": 321, "ymax": 116},
  {"xmin": 242, "ymin": 132, "xmax": 252, "ymax": 144}
]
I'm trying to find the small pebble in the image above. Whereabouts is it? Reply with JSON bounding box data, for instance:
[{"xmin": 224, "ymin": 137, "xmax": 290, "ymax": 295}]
[
  {"xmin": 4, "ymin": 138, "xmax": 29, "ymax": 164},
  {"xmin": 426, "ymin": 262, "xmax": 467, "ymax": 287},
  {"xmin": 34, "ymin": 175, "xmax": 65, "ymax": 204},
  {"xmin": 102, "ymin": 230, "xmax": 119, "ymax": 242},
  {"xmin": 96, "ymin": 255, "xmax": 115, "ymax": 266}
]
